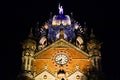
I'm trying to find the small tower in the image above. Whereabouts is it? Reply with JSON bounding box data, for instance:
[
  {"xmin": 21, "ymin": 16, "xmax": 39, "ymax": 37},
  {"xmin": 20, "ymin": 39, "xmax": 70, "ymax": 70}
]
[
  {"xmin": 22, "ymin": 28, "xmax": 36, "ymax": 71},
  {"xmin": 17, "ymin": 28, "xmax": 36, "ymax": 80},
  {"xmin": 87, "ymin": 28, "xmax": 103, "ymax": 80}
]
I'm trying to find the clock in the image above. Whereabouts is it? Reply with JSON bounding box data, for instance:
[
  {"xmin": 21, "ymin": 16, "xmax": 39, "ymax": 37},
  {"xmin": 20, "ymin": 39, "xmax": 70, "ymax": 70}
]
[{"xmin": 54, "ymin": 54, "xmax": 69, "ymax": 65}]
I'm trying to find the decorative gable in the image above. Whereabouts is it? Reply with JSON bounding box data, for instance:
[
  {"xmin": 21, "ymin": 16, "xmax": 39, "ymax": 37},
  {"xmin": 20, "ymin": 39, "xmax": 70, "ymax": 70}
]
[
  {"xmin": 68, "ymin": 70, "xmax": 87, "ymax": 80},
  {"xmin": 34, "ymin": 39, "xmax": 89, "ymax": 59},
  {"xmin": 34, "ymin": 70, "xmax": 55, "ymax": 80}
]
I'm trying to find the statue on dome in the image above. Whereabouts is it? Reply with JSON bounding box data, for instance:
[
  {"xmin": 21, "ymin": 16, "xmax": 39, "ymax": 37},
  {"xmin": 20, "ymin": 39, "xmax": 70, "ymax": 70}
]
[{"xmin": 58, "ymin": 3, "xmax": 63, "ymax": 14}]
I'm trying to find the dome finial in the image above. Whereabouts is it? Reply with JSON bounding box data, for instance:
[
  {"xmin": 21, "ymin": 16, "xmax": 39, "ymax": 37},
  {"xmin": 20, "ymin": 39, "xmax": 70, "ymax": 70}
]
[{"xmin": 58, "ymin": 3, "xmax": 63, "ymax": 14}]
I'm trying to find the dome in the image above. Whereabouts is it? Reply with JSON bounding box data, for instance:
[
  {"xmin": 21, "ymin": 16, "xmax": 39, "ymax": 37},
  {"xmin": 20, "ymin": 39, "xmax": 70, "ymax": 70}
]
[{"xmin": 52, "ymin": 15, "xmax": 71, "ymax": 26}]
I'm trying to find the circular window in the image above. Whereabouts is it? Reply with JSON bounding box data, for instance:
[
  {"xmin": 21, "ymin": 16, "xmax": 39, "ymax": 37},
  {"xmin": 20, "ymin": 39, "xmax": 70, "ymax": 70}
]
[
  {"xmin": 76, "ymin": 75, "xmax": 80, "ymax": 79},
  {"xmin": 43, "ymin": 75, "xmax": 47, "ymax": 79}
]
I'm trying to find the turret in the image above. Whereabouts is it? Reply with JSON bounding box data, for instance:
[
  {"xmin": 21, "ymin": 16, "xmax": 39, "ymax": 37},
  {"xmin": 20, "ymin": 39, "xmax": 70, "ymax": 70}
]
[
  {"xmin": 21, "ymin": 28, "xmax": 36, "ymax": 71},
  {"xmin": 17, "ymin": 28, "xmax": 36, "ymax": 80},
  {"xmin": 86, "ymin": 28, "xmax": 103, "ymax": 80}
]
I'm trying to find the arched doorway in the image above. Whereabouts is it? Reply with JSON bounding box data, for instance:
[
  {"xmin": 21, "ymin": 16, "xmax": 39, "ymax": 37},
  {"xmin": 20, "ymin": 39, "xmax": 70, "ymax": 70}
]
[{"xmin": 57, "ymin": 69, "xmax": 66, "ymax": 80}]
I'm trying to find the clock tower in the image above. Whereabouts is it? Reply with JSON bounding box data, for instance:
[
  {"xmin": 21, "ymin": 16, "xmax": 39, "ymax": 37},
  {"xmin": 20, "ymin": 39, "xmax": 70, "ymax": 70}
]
[{"xmin": 17, "ymin": 4, "xmax": 103, "ymax": 80}]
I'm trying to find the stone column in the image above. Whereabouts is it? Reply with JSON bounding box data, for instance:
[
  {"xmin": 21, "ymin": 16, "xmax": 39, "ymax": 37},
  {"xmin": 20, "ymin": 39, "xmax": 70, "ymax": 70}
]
[{"xmin": 25, "ymin": 56, "xmax": 28, "ymax": 70}]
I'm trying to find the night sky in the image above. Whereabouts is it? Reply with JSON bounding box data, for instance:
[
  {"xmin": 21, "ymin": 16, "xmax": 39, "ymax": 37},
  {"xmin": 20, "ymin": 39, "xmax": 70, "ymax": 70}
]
[{"xmin": 2, "ymin": 0, "xmax": 120, "ymax": 80}]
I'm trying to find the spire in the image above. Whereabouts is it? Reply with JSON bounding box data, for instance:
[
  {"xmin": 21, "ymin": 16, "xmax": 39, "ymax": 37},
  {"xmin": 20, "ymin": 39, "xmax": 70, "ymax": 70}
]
[
  {"xmin": 90, "ymin": 28, "xmax": 95, "ymax": 38},
  {"xmin": 70, "ymin": 12, "xmax": 73, "ymax": 17},
  {"xmin": 59, "ymin": 29, "xmax": 64, "ymax": 39},
  {"xmin": 84, "ymin": 21, "xmax": 86, "ymax": 26},
  {"xmin": 36, "ymin": 21, "xmax": 39, "ymax": 25},
  {"xmin": 28, "ymin": 28, "xmax": 34, "ymax": 38},
  {"xmin": 50, "ymin": 12, "xmax": 52, "ymax": 18}
]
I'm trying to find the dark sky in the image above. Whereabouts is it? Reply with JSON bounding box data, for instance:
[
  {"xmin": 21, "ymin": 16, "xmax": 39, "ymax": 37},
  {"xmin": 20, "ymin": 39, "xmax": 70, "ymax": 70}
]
[{"xmin": 2, "ymin": 0, "xmax": 120, "ymax": 80}]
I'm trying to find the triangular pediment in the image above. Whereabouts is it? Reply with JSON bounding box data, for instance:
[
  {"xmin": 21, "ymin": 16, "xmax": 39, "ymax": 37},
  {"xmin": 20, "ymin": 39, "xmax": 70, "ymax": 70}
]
[
  {"xmin": 68, "ymin": 70, "xmax": 87, "ymax": 80},
  {"xmin": 34, "ymin": 39, "xmax": 89, "ymax": 59},
  {"xmin": 34, "ymin": 70, "xmax": 55, "ymax": 80}
]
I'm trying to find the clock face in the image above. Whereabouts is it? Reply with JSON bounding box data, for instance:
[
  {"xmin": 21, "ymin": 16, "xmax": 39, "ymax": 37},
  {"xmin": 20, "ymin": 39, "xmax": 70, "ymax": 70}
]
[{"xmin": 54, "ymin": 54, "xmax": 69, "ymax": 65}]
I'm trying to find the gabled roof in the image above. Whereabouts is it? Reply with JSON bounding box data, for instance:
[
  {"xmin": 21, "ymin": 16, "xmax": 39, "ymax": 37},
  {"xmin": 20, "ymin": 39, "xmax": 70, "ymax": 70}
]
[
  {"xmin": 34, "ymin": 39, "xmax": 89, "ymax": 57},
  {"xmin": 68, "ymin": 70, "xmax": 85, "ymax": 77},
  {"xmin": 34, "ymin": 69, "xmax": 55, "ymax": 78}
]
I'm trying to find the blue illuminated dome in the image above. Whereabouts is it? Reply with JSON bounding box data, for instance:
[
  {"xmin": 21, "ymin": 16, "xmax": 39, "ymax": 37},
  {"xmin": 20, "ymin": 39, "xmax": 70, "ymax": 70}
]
[{"xmin": 33, "ymin": 4, "xmax": 87, "ymax": 50}]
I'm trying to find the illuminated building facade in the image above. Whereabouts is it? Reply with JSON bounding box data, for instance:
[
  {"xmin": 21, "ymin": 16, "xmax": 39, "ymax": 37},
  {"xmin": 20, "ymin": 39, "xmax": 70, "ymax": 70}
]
[{"xmin": 17, "ymin": 4, "xmax": 103, "ymax": 80}]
